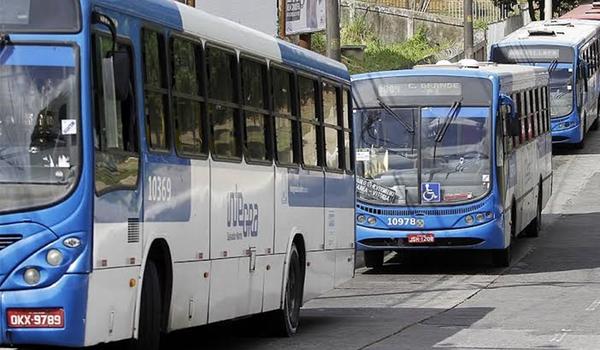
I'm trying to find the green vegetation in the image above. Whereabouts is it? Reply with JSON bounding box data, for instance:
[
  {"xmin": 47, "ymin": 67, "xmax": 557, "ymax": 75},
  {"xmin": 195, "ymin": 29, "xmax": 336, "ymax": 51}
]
[{"xmin": 311, "ymin": 15, "xmax": 443, "ymax": 74}]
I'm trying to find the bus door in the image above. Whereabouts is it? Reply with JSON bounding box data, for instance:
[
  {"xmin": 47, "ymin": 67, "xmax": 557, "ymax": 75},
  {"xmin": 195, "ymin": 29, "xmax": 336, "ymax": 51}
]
[{"xmin": 92, "ymin": 33, "xmax": 143, "ymax": 272}]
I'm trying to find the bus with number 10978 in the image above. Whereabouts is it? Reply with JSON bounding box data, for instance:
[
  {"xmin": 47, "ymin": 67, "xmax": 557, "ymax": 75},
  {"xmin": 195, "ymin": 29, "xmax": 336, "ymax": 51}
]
[
  {"xmin": 352, "ymin": 61, "xmax": 552, "ymax": 268},
  {"xmin": 0, "ymin": 0, "xmax": 356, "ymax": 348}
]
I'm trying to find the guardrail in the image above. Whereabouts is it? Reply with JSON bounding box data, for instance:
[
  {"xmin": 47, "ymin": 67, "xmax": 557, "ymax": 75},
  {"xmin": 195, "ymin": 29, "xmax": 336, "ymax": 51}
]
[{"xmin": 356, "ymin": 0, "xmax": 518, "ymax": 23}]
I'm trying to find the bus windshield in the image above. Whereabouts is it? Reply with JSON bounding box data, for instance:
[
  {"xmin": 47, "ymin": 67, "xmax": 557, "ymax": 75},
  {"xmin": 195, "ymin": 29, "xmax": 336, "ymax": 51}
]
[
  {"xmin": 0, "ymin": 45, "xmax": 79, "ymax": 212},
  {"xmin": 549, "ymin": 68, "xmax": 573, "ymax": 118},
  {"xmin": 355, "ymin": 106, "xmax": 492, "ymax": 206}
]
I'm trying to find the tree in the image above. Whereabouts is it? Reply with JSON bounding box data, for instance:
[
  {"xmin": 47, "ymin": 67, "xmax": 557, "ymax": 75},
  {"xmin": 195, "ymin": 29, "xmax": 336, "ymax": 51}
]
[{"xmin": 493, "ymin": 0, "xmax": 581, "ymax": 21}]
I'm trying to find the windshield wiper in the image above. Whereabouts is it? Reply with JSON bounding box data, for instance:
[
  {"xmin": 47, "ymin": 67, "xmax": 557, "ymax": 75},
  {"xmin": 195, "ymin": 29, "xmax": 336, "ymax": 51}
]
[
  {"xmin": 377, "ymin": 99, "xmax": 415, "ymax": 135},
  {"xmin": 548, "ymin": 59, "xmax": 559, "ymax": 73},
  {"xmin": 435, "ymin": 99, "xmax": 462, "ymax": 144}
]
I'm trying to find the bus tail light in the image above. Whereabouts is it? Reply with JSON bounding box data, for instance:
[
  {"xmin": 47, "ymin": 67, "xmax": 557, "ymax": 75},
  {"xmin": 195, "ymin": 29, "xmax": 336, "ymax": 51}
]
[
  {"xmin": 357, "ymin": 215, "xmax": 366, "ymax": 223},
  {"xmin": 465, "ymin": 215, "xmax": 474, "ymax": 225},
  {"xmin": 367, "ymin": 216, "xmax": 377, "ymax": 225},
  {"xmin": 23, "ymin": 268, "xmax": 41, "ymax": 285}
]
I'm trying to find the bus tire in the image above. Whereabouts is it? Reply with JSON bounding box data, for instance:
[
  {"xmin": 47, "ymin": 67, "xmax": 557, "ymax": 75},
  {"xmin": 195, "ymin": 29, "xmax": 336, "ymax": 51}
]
[
  {"xmin": 524, "ymin": 186, "xmax": 543, "ymax": 238},
  {"xmin": 364, "ymin": 250, "xmax": 384, "ymax": 269},
  {"xmin": 492, "ymin": 246, "xmax": 511, "ymax": 268},
  {"xmin": 134, "ymin": 262, "xmax": 161, "ymax": 350},
  {"xmin": 270, "ymin": 243, "xmax": 303, "ymax": 337},
  {"xmin": 592, "ymin": 116, "xmax": 599, "ymax": 131}
]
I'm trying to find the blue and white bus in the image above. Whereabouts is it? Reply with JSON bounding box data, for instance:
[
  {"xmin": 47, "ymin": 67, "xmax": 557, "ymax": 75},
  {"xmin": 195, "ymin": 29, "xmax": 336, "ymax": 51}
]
[
  {"xmin": 0, "ymin": 0, "xmax": 355, "ymax": 348},
  {"xmin": 491, "ymin": 19, "xmax": 600, "ymax": 148},
  {"xmin": 352, "ymin": 61, "xmax": 552, "ymax": 268}
]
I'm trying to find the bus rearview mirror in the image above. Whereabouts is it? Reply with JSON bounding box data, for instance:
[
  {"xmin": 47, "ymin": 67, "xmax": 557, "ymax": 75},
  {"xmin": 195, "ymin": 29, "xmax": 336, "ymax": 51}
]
[{"xmin": 109, "ymin": 50, "xmax": 130, "ymax": 101}]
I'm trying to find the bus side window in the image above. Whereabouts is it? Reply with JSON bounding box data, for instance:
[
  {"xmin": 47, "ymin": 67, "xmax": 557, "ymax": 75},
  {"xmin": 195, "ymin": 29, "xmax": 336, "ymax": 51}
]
[
  {"xmin": 241, "ymin": 57, "xmax": 271, "ymax": 163},
  {"xmin": 322, "ymin": 81, "xmax": 341, "ymax": 171},
  {"xmin": 206, "ymin": 45, "xmax": 241, "ymax": 160},
  {"xmin": 272, "ymin": 67, "xmax": 297, "ymax": 165},
  {"xmin": 342, "ymin": 87, "xmax": 354, "ymax": 173},
  {"xmin": 143, "ymin": 30, "xmax": 170, "ymax": 152},
  {"xmin": 92, "ymin": 34, "xmax": 139, "ymax": 194},
  {"xmin": 171, "ymin": 37, "xmax": 205, "ymax": 157},
  {"xmin": 298, "ymin": 76, "xmax": 320, "ymax": 168}
]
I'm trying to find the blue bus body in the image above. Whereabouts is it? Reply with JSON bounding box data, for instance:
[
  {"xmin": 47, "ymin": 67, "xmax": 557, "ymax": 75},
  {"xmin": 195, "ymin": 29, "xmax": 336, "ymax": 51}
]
[
  {"xmin": 490, "ymin": 20, "xmax": 600, "ymax": 146},
  {"xmin": 0, "ymin": 0, "xmax": 354, "ymax": 347},
  {"xmin": 352, "ymin": 63, "xmax": 552, "ymax": 266}
]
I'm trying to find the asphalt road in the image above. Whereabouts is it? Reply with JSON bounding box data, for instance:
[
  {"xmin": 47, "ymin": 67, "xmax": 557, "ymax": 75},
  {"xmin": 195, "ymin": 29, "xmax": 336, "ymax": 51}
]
[{"xmin": 10, "ymin": 134, "xmax": 600, "ymax": 350}]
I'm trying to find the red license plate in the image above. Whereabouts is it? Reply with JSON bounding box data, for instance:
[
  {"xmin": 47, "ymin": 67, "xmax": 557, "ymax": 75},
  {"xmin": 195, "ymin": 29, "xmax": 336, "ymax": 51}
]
[
  {"xmin": 7, "ymin": 309, "xmax": 64, "ymax": 328},
  {"xmin": 407, "ymin": 234, "xmax": 435, "ymax": 244}
]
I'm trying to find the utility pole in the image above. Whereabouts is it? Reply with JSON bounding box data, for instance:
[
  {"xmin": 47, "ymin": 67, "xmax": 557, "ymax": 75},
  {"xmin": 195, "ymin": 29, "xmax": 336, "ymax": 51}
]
[
  {"xmin": 464, "ymin": 0, "xmax": 474, "ymax": 59},
  {"xmin": 326, "ymin": 0, "xmax": 341, "ymax": 61},
  {"xmin": 278, "ymin": 0, "xmax": 287, "ymax": 39},
  {"xmin": 545, "ymin": 0, "xmax": 552, "ymax": 20}
]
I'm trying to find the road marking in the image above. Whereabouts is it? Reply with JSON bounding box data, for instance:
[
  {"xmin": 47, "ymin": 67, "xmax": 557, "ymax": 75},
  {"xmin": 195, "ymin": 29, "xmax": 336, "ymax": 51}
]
[
  {"xmin": 550, "ymin": 329, "xmax": 571, "ymax": 343},
  {"xmin": 585, "ymin": 298, "xmax": 600, "ymax": 311}
]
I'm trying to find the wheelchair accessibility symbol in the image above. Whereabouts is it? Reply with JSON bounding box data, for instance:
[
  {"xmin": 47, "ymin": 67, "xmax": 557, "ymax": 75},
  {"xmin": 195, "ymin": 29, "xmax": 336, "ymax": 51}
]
[{"xmin": 421, "ymin": 183, "xmax": 441, "ymax": 203}]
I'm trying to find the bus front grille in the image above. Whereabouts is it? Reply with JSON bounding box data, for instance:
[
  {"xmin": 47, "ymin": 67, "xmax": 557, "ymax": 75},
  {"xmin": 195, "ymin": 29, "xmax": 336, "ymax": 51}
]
[
  {"xmin": 357, "ymin": 202, "xmax": 486, "ymax": 217},
  {"xmin": 0, "ymin": 235, "xmax": 22, "ymax": 250}
]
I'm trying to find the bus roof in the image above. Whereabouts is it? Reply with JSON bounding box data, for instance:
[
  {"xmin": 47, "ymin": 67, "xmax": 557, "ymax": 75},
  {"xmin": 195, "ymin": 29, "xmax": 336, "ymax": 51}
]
[
  {"xmin": 90, "ymin": 0, "xmax": 349, "ymax": 81},
  {"xmin": 561, "ymin": 3, "xmax": 600, "ymax": 21},
  {"xmin": 497, "ymin": 19, "xmax": 600, "ymax": 47},
  {"xmin": 352, "ymin": 62, "xmax": 549, "ymax": 93}
]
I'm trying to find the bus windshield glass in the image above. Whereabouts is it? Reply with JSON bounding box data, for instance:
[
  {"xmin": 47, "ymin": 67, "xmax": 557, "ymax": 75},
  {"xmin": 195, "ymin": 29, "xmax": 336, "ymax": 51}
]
[
  {"xmin": 549, "ymin": 68, "xmax": 573, "ymax": 118},
  {"xmin": 0, "ymin": 45, "xmax": 79, "ymax": 212},
  {"xmin": 353, "ymin": 76, "xmax": 492, "ymax": 206},
  {"xmin": 0, "ymin": 0, "xmax": 80, "ymax": 33}
]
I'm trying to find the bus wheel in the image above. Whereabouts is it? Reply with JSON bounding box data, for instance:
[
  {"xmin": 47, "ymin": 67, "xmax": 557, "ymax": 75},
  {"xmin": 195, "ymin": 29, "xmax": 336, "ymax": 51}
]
[
  {"xmin": 524, "ymin": 187, "xmax": 543, "ymax": 238},
  {"xmin": 592, "ymin": 117, "xmax": 599, "ymax": 131},
  {"xmin": 575, "ymin": 120, "xmax": 586, "ymax": 149},
  {"xmin": 134, "ymin": 262, "xmax": 161, "ymax": 350},
  {"xmin": 364, "ymin": 250, "xmax": 384, "ymax": 269},
  {"xmin": 270, "ymin": 243, "xmax": 303, "ymax": 337},
  {"xmin": 492, "ymin": 246, "xmax": 512, "ymax": 268}
]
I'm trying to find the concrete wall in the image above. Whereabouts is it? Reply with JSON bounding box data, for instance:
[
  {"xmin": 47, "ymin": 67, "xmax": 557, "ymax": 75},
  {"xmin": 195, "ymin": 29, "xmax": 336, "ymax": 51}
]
[
  {"xmin": 341, "ymin": 1, "xmax": 463, "ymax": 45},
  {"xmin": 486, "ymin": 10, "xmax": 531, "ymax": 54},
  {"xmin": 196, "ymin": 0, "xmax": 278, "ymax": 36}
]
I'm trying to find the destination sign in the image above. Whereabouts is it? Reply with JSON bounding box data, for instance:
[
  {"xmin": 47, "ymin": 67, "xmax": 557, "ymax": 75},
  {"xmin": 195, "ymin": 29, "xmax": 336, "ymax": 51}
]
[
  {"xmin": 492, "ymin": 45, "xmax": 574, "ymax": 63},
  {"xmin": 378, "ymin": 82, "xmax": 463, "ymax": 97}
]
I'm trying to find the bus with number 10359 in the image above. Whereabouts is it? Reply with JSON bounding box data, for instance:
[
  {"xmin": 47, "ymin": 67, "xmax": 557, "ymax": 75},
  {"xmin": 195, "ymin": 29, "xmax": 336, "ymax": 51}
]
[
  {"xmin": 0, "ymin": 0, "xmax": 356, "ymax": 348},
  {"xmin": 352, "ymin": 61, "xmax": 552, "ymax": 268}
]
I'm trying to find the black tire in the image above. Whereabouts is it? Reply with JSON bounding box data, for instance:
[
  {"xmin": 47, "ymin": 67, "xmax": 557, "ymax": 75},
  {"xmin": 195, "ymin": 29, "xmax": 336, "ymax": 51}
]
[
  {"xmin": 592, "ymin": 116, "xmax": 599, "ymax": 131},
  {"xmin": 134, "ymin": 262, "xmax": 161, "ymax": 350},
  {"xmin": 492, "ymin": 246, "xmax": 512, "ymax": 268},
  {"xmin": 575, "ymin": 120, "xmax": 586, "ymax": 149},
  {"xmin": 364, "ymin": 250, "xmax": 384, "ymax": 269},
  {"xmin": 270, "ymin": 243, "xmax": 304, "ymax": 337},
  {"xmin": 524, "ymin": 186, "xmax": 543, "ymax": 238}
]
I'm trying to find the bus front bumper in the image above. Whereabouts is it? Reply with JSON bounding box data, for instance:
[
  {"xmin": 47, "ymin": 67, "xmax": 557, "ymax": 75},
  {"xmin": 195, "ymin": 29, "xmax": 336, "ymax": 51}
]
[
  {"xmin": 356, "ymin": 218, "xmax": 505, "ymax": 251},
  {"xmin": 551, "ymin": 117, "xmax": 582, "ymax": 144},
  {"xmin": 0, "ymin": 273, "xmax": 88, "ymax": 348}
]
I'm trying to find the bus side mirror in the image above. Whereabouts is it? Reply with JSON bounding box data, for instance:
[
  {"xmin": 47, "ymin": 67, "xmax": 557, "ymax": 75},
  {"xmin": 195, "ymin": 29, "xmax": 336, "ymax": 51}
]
[
  {"xmin": 109, "ymin": 50, "xmax": 130, "ymax": 101},
  {"xmin": 500, "ymin": 95, "xmax": 520, "ymax": 137}
]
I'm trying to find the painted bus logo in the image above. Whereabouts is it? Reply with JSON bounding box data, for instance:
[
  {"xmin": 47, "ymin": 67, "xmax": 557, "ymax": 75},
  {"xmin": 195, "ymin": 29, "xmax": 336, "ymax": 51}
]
[{"xmin": 226, "ymin": 187, "xmax": 259, "ymax": 240}]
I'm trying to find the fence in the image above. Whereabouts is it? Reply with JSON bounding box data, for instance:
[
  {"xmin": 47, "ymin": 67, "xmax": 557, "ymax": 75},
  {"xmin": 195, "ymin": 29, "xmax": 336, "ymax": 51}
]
[{"xmin": 357, "ymin": 0, "xmax": 518, "ymax": 23}]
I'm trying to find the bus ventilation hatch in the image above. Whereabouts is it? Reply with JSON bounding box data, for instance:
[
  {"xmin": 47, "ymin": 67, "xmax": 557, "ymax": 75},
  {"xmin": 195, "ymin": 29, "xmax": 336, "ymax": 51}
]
[
  {"xmin": 357, "ymin": 202, "xmax": 486, "ymax": 216},
  {"xmin": 0, "ymin": 235, "xmax": 22, "ymax": 251},
  {"xmin": 128, "ymin": 219, "xmax": 140, "ymax": 243}
]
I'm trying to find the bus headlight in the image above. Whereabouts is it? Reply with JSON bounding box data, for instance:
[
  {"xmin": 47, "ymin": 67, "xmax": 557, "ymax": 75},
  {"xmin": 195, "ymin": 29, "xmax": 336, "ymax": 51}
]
[
  {"xmin": 357, "ymin": 215, "xmax": 366, "ymax": 223},
  {"xmin": 555, "ymin": 121, "xmax": 572, "ymax": 130},
  {"xmin": 23, "ymin": 268, "xmax": 41, "ymax": 285},
  {"xmin": 476, "ymin": 213, "xmax": 485, "ymax": 222},
  {"xmin": 465, "ymin": 215, "xmax": 474, "ymax": 225},
  {"xmin": 46, "ymin": 249, "xmax": 64, "ymax": 266},
  {"xmin": 367, "ymin": 216, "xmax": 377, "ymax": 225}
]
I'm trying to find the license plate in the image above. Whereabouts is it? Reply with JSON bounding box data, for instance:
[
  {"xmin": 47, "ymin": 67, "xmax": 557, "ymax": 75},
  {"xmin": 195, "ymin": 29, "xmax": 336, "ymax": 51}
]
[
  {"xmin": 407, "ymin": 234, "xmax": 435, "ymax": 244},
  {"xmin": 7, "ymin": 309, "xmax": 64, "ymax": 328}
]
